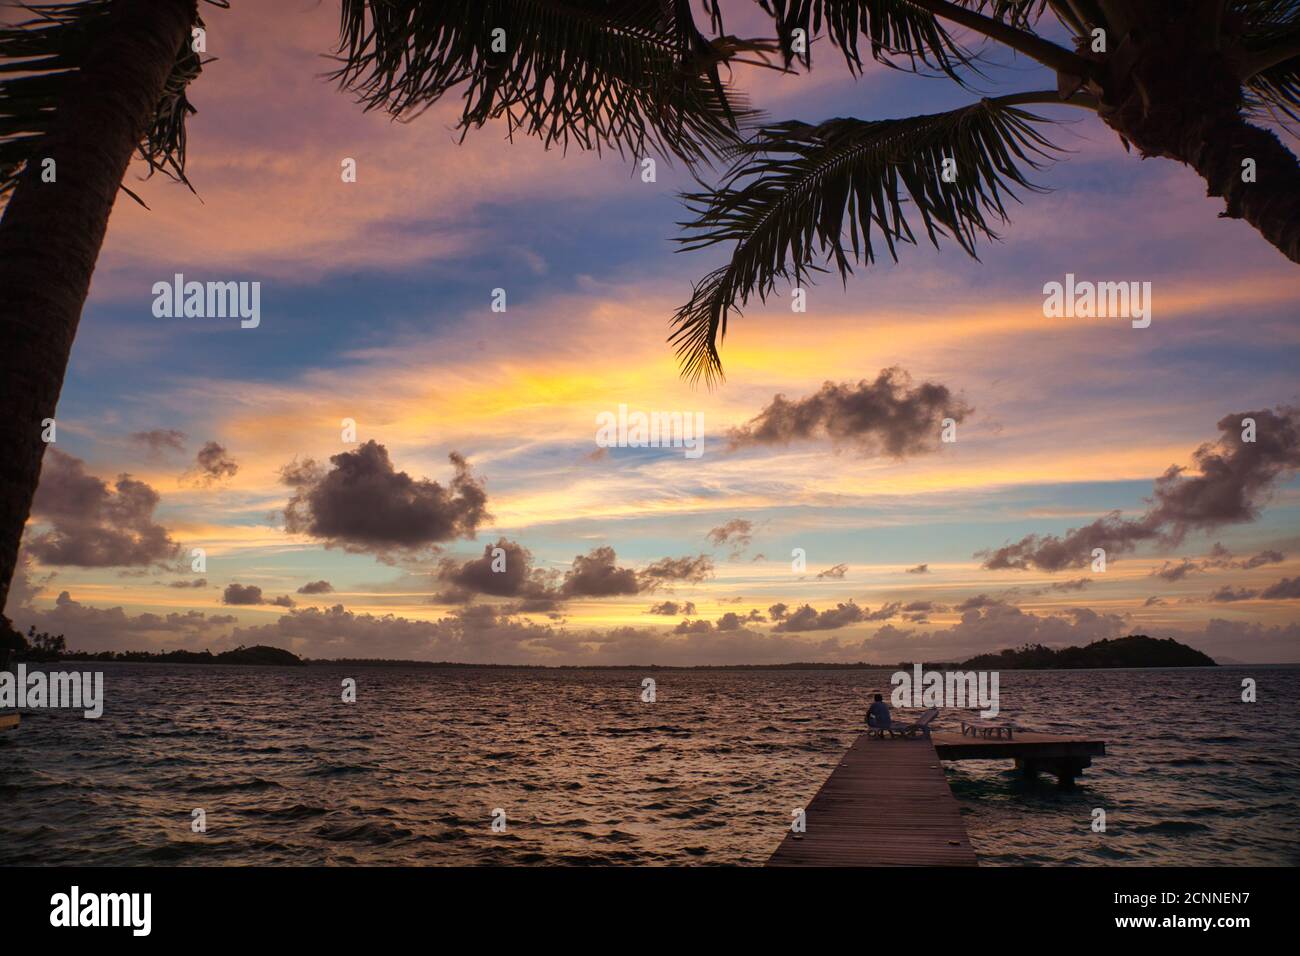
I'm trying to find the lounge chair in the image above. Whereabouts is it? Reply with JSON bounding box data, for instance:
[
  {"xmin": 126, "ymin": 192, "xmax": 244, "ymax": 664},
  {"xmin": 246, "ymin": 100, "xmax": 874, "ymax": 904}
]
[
  {"xmin": 960, "ymin": 716, "xmax": 1020, "ymax": 739},
  {"xmin": 866, "ymin": 707, "xmax": 939, "ymax": 739}
]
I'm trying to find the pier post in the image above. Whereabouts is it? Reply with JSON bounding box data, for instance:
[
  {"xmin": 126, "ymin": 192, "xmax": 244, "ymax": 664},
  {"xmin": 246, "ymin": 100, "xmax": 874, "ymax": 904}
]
[{"xmin": 1016, "ymin": 756, "xmax": 1090, "ymax": 788}]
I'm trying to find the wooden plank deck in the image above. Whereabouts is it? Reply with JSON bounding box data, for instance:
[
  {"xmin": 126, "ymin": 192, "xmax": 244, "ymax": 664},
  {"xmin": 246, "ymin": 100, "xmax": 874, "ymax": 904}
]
[{"xmin": 767, "ymin": 733, "xmax": 977, "ymax": 867}]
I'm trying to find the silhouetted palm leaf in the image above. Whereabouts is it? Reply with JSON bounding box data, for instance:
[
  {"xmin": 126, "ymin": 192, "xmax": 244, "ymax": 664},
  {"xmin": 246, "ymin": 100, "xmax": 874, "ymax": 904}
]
[
  {"xmin": 671, "ymin": 95, "xmax": 1061, "ymax": 384},
  {"xmin": 332, "ymin": 0, "xmax": 757, "ymax": 166},
  {"xmin": 966, "ymin": 0, "xmax": 1051, "ymax": 28},
  {"xmin": 754, "ymin": 0, "xmax": 975, "ymax": 78},
  {"xmin": 1239, "ymin": 0, "xmax": 1300, "ymax": 124},
  {"xmin": 0, "ymin": 0, "xmax": 213, "ymax": 202}
]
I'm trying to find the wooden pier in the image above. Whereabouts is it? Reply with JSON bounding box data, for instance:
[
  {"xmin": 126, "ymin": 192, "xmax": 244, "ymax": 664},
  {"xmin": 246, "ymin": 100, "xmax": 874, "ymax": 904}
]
[
  {"xmin": 932, "ymin": 731, "xmax": 1105, "ymax": 787},
  {"xmin": 768, "ymin": 728, "xmax": 1107, "ymax": 866},
  {"xmin": 768, "ymin": 734, "xmax": 977, "ymax": 866}
]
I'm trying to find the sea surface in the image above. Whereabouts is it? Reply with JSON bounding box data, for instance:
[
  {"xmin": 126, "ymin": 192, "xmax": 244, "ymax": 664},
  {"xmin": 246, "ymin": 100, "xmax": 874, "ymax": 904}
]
[{"xmin": 1, "ymin": 663, "xmax": 1297, "ymax": 866}]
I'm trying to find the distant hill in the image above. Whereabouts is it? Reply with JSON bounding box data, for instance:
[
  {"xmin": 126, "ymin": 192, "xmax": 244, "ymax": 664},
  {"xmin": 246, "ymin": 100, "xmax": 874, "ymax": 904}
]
[
  {"xmin": 59, "ymin": 644, "xmax": 305, "ymax": 667},
  {"xmin": 960, "ymin": 635, "xmax": 1216, "ymax": 670}
]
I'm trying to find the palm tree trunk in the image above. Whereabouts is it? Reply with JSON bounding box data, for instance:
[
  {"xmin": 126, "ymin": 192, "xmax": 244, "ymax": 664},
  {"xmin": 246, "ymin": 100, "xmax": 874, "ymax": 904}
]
[
  {"xmin": 0, "ymin": 0, "xmax": 195, "ymax": 628},
  {"xmin": 1183, "ymin": 117, "xmax": 1300, "ymax": 263},
  {"xmin": 1090, "ymin": 10, "xmax": 1300, "ymax": 264}
]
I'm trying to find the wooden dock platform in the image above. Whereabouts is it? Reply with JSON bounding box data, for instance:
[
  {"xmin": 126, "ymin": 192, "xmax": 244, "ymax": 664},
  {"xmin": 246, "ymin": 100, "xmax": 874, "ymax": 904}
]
[
  {"xmin": 767, "ymin": 734, "xmax": 978, "ymax": 867},
  {"xmin": 932, "ymin": 731, "xmax": 1105, "ymax": 786},
  {"xmin": 0, "ymin": 713, "xmax": 18, "ymax": 731},
  {"xmin": 768, "ymin": 728, "xmax": 1109, "ymax": 866}
]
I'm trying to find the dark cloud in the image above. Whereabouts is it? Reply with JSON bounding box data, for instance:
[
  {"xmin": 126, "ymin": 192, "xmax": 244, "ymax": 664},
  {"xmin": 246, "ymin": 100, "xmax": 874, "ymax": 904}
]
[
  {"xmin": 865, "ymin": 601, "xmax": 902, "ymax": 621},
  {"xmin": 716, "ymin": 609, "xmax": 765, "ymax": 631},
  {"xmin": 772, "ymin": 601, "xmax": 865, "ymax": 632},
  {"xmin": 187, "ymin": 441, "xmax": 238, "ymax": 486},
  {"xmin": 1209, "ymin": 586, "xmax": 1257, "ymax": 603},
  {"xmin": 902, "ymin": 601, "xmax": 943, "ymax": 612},
  {"xmin": 433, "ymin": 542, "xmax": 711, "ymax": 606},
  {"xmin": 647, "ymin": 600, "xmax": 696, "ymax": 616},
  {"xmin": 673, "ymin": 618, "xmax": 713, "ymax": 634},
  {"xmin": 168, "ymin": 578, "xmax": 208, "ymax": 589},
  {"xmin": 1148, "ymin": 408, "xmax": 1300, "ymax": 538},
  {"xmin": 130, "ymin": 429, "xmax": 186, "ymax": 455},
  {"xmin": 955, "ymin": 594, "xmax": 1009, "ymax": 612},
  {"xmin": 638, "ymin": 554, "xmax": 714, "ymax": 586},
  {"xmin": 436, "ymin": 538, "xmax": 556, "ymax": 601},
  {"xmin": 560, "ymin": 546, "xmax": 641, "ymax": 597},
  {"xmin": 1259, "ymin": 577, "xmax": 1300, "ymax": 599},
  {"xmin": 979, "ymin": 511, "xmax": 1157, "ymax": 572},
  {"xmin": 223, "ymin": 583, "xmax": 295, "ymax": 608},
  {"xmin": 727, "ymin": 368, "xmax": 971, "ymax": 457},
  {"xmin": 26, "ymin": 450, "xmax": 180, "ymax": 568},
  {"xmin": 768, "ymin": 602, "xmax": 789, "ymax": 621},
  {"xmin": 706, "ymin": 519, "xmax": 753, "ymax": 556},
  {"xmin": 1153, "ymin": 559, "xmax": 1200, "ymax": 582},
  {"xmin": 1143, "ymin": 596, "xmax": 1167, "ymax": 607},
  {"xmin": 980, "ymin": 407, "xmax": 1300, "ymax": 572},
  {"xmin": 297, "ymin": 580, "xmax": 334, "ymax": 595},
  {"xmin": 1155, "ymin": 545, "xmax": 1284, "ymax": 581},
  {"xmin": 223, "ymin": 583, "xmax": 266, "ymax": 605},
  {"xmin": 531, "ymin": 547, "xmax": 711, "ymax": 600},
  {"xmin": 905, "ymin": 563, "xmax": 929, "ymax": 574},
  {"xmin": 815, "ymin": 563, "xmax": 848, "ymax": 579},
  {"xmin": 281, "ymin": 442, "xmax": 490, "ymax": 557}
]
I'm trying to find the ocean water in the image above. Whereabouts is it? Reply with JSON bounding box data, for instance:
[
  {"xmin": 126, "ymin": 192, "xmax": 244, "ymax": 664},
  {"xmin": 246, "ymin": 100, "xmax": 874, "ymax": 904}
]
[{"xmin": 1, "ymin": 663, "xmax": 1296, "ymax": 866}]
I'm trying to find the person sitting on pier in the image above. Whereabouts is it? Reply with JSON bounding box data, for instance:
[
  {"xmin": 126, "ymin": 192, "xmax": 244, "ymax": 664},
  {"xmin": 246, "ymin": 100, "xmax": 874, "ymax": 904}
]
[{"xmin": 866, "ymin": 693, "xmax": 891, "ymax": 730}]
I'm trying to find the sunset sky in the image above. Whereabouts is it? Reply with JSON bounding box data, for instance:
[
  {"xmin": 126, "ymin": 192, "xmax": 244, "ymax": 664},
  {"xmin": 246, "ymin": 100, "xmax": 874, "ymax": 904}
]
[{"xmin": 9, "ymin": 2, "xmax": 1300, "ymax": 664}]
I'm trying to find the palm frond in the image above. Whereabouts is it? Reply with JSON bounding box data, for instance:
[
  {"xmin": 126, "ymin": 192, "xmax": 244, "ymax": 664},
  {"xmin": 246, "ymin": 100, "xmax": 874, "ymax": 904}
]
[
  {"xmin": 964, "ymin": 0, "xmax": 1052, "ymax": 30},
  {"xmin": 671, "ymin": 95, "xmax": 1061, "ymax": 384},
  {"xmin": 753, "ymin": 0, "xmax": 977, "ymax": 79},
  {"xmin": 0, "ymin": 0, "xmax": 213, "ymax": 203},
  {"xmin": 332, "ymin": 0, "xmax": 755, "ymax": 166},
  {"xmin": 1238, "ymin": 0, "xmax": 1300, "ymax": 124}
]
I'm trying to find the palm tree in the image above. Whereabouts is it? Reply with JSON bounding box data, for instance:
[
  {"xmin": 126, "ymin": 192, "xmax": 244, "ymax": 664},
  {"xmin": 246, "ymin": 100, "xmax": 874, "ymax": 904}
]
[
  {"xmin": 0, "ymin": 0, "xmax": 758, "ymax": 627},
  {"xmin": 671, "ymin": 0, "xmax": 1300, "ymax": 383},
  {"xmin": 0, "ymin": 0, "xmax": 202, "ymax": 628}
]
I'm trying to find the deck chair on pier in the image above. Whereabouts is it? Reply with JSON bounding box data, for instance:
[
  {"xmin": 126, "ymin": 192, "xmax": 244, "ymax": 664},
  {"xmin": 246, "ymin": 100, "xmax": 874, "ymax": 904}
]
[{"xmin": 886, "ymin": 708, "xmax": 939, "ymax": 739}]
